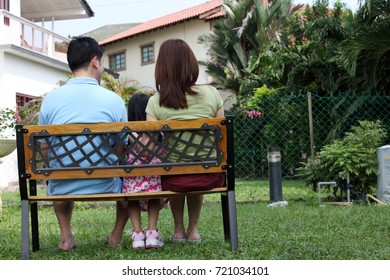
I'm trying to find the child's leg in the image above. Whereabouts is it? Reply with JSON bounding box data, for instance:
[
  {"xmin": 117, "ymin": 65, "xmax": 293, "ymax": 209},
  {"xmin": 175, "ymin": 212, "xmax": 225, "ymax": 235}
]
[
  {"xmin": 128, "ymin": 200, "xmax": 146, "ymax": 250},
  {"xmin": 147, "ymin": 199, "xmax": 160, "ymax": 230},
  {"xmin": 145, "ymin": 199, "xmax": 164, "ymax": 248},
  {"xmin": 127, "ymin": 200, "xmax": 142, "ymax": 232}
]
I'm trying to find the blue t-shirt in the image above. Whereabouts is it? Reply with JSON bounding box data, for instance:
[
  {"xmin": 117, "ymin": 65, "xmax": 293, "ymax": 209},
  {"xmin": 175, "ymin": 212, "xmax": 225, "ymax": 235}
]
[{"xmin": 38, "ymin": 77, "xmax": 127, "ymax": 195}]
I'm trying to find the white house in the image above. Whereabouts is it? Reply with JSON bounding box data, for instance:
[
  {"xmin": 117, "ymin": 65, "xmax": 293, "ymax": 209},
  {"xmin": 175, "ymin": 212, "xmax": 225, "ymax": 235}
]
[
  {"xmin": 0, "ymin": 0, "xmax": 94, "ymax": 110},
  {"xmin": 0, "ymin": 0, "xmax": 94, "ymax": 189},
  {"xmin": 99, "ymin": 0, "xmax": 225, "ymax": 90}
]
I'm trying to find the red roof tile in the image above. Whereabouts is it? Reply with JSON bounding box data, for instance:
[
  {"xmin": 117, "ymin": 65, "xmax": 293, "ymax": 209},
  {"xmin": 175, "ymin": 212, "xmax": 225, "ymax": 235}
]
[{"xmin": 100, "ymin": 0, "xmax": 224, "ymax": 45}]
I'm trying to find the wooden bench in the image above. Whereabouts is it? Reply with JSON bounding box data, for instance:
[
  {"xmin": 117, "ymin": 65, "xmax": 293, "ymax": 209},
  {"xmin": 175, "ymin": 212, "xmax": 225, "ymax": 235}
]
[{"xmin": 16, "ymin": 116, "xmax": 237, "ymax": 259}]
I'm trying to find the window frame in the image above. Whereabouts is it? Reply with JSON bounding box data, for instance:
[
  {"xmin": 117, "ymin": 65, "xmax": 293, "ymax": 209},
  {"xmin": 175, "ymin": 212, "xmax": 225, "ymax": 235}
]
[
  {"xmin": 1, "ymin": 0, "xmax": 10, "ymax": 26},
  {"xmin": 0, "ymin": 0, "xmax": 10, "ymax": 10},
  {"xmin": 16, "ymin": 93, "xmax": 35, "ymax": 107},
  {"xmin": 108, "ymin": 50, "xmax": 126, "ymax": 71},
  {"xmin": 140, "ymin": 42, "xmax": 155, "ymax": 65}
]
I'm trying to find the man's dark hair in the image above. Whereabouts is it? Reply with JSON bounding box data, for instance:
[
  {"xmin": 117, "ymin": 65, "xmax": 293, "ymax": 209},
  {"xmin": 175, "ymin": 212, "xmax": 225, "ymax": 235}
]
[{"xmin": 67, "ymin": 36, "xmax": 104, "ymax": 72}]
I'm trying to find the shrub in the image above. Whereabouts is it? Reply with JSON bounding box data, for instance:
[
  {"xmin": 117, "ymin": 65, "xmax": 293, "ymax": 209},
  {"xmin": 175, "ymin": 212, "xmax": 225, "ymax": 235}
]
[
  {"xmin": 298, "ymin": 120, "xmax": 387, "ymax": 197},
  {"xmin": 0, "ymin": 108, "xmax": 21, "ymax": 138},
  {"xmin": 18, "ymin": 97, "xmax": 44, "ymax": 126}
]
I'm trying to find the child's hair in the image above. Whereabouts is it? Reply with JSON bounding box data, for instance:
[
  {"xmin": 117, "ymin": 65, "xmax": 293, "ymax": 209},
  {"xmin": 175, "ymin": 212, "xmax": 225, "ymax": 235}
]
[{"xmin": 127, "ymin": 93, "xmax": 150, "ymax": 121}]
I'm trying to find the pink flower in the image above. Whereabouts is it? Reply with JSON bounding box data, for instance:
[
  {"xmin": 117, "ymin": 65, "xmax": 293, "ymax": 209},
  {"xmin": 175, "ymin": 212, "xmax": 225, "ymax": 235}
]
[
  {"xmin": 14, "ymin": 110, "xmax": 22, "ymax": 124},
  {"xmin": 248, "ymin": 110, "xmax": 262, "ymax": 119}
]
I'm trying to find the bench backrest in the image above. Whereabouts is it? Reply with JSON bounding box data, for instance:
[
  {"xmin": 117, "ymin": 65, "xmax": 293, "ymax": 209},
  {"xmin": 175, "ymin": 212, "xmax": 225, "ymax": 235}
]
[{"xmin": 16, "ymin": 117, "xmax": 234, "ymax": 199}]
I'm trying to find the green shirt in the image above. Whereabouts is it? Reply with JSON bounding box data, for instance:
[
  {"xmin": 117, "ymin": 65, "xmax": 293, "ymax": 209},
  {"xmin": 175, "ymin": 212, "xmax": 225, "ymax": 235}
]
[
  {"xmin": 146, "ymin": 85, "xmax": 224, "ymax": 161},
  {"xmin": 146, "ymin": 85, "xmax": 223, "ymax": 120}
]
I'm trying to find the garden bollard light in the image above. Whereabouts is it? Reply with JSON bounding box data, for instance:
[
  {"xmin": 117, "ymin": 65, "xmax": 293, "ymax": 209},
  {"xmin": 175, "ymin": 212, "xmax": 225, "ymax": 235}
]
[{"xmin": 268, "ymin": 146, "xmax": 283, "ymax": 202}]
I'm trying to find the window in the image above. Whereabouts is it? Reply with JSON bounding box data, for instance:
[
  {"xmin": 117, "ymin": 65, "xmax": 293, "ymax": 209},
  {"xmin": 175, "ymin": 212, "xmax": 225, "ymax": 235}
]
[
  {"xmin": 0, "ymin": 0, "xmax": 10, "ymax": 10},
  {"xmin": 141, "ymin": 43, "xmax": 154, "ymax": 65},
  {"xmin": 1, "ymin": 0, "xmax": 10, "ymax": 26},
  {"xmin": 16, "ymin": 93, "xmax": 35, "ymax": 107},
  {"xmin": 108, "ymin": 51, "xmax": 126, "ymax": 71}
]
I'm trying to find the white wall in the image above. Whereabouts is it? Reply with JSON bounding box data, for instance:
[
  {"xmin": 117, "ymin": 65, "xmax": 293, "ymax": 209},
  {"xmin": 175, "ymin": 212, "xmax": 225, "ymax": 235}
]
[
  {"xmin": 0, "ymin": 0, "xmax": 22, "ymax": 45},
  {"xmin": 0, "ymin": 51, "xmax": 69, "ymax": 189},
  {"xmin": 0, "ymin": 52, "xmax": 5, "ymax": 105},
  {"xmin": 10, "ymin": 0, "xmax": 21, "ymax": 16},
  {"xmin": 0, "ymin": 1, "xmax": 71, "ymax": 189},
  {"xmin": 0, "ymin": 52, "xmax": 68, "ymax": 108},
  {"xmin": 103, "ymin": 19, "xmax": 213, "ymax": 90}
]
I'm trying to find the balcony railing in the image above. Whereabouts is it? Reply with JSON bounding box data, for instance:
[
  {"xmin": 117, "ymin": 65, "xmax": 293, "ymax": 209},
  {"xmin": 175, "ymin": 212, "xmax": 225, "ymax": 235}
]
[{"xmin": 0, "ymin": 10, "xmax": 70, "ymax": 63}]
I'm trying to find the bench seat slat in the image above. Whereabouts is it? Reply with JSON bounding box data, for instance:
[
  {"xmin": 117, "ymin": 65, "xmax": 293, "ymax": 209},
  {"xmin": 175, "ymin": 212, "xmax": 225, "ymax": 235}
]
[
  {"xmin": 28, "ymin": 187, "xmax": 228, "ymax": 202},
  {"xmin": 28, "ymin": 165, "xmax": 226, "ymax": 180}
]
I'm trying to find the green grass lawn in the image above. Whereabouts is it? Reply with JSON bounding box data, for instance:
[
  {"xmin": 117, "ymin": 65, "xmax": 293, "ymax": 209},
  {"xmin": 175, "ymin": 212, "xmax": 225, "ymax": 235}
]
[{"xmin": 0, "ymin": 179, "xmax": 389, "ymax": 260}]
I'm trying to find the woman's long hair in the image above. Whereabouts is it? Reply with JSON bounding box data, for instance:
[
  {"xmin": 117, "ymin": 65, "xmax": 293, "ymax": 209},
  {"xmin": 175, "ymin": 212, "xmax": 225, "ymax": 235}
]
[{"xmin": 155, "ymin": 39, "xmax": 199, "ymax": 109}]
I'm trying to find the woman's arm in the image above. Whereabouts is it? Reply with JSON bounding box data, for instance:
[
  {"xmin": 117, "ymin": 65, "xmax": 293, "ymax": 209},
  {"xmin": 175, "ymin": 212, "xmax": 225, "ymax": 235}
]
[
  {"xmin": 147, "ymin": 114, "xmax": 157, "ymax": 122},
  {"xmin": 215, "ymin": 107, "xmax": 225, "ymax": 118}
]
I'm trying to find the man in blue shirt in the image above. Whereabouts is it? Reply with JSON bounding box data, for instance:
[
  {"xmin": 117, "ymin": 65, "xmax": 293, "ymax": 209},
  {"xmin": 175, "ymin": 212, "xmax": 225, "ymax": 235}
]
[{"xmin": 39, "ymin": 36, "xmax": 128, "ymax": 250}]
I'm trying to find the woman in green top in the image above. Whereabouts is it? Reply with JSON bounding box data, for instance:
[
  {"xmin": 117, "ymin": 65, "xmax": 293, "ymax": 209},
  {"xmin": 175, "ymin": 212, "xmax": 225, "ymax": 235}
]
[{"xmin": 145, "ymin": 39, "xmax": 225, "ymax": 243}]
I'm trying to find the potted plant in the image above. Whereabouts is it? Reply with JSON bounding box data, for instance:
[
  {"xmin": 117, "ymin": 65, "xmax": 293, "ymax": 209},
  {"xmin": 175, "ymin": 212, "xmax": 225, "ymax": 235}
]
[{"xmin": 0, "ymin": 107, "xmax": 21, "ymax": 157}]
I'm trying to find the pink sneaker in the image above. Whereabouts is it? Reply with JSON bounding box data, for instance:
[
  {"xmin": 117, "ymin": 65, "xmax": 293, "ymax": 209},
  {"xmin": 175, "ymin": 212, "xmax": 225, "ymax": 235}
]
[
  {"xmin": 131, "ymin": 231, "xmax": 145, "ymax": 250},
  {"xmin": 145, "ymin": 229, "xmax": 164, "ymax": 249}
]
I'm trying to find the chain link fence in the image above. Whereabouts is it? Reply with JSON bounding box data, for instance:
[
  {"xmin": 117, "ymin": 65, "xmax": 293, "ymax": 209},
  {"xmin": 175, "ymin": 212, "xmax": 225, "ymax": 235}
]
[
  {"xmin": 1, "ymin": 93, "xmax": 389, "ymax": 191},
  {"xmin": 228, "ymin": 93, "xmax": 390, "ymax": 179}
]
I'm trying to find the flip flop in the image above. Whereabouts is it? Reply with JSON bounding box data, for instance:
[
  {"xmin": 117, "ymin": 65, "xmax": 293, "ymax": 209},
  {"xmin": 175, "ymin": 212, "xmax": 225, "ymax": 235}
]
[
  {"xmin": 187, "ymin": 232, "xmax": 201, "ymax": 244},
  {"xmin": 170, "ymin": 235, "xmax": 186, "ymax": 243}
]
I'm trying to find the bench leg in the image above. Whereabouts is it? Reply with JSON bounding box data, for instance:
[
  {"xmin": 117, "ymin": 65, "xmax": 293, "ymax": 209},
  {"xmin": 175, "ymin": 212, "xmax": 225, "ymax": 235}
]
[
  {"xmin": 227, "ymin": 190, "xmax": 238, "ymax": 251},
  {"xmin": 221, "ymin": 194, "xmax": 230, "ymax": 240},
  {"xmin": 29, "ymin": 180, "xmax": 40, "ymax": 252},
  {"xmin": 221, "ymin": 191, "xmax": 238, "ymax": 251},
  {"xmin": 31, "ymin": 202, "xmax": 40, "ymax": 252},
  {"xmin": 21, "ymin": 200, "xmax": 30, "ymax": 260}
]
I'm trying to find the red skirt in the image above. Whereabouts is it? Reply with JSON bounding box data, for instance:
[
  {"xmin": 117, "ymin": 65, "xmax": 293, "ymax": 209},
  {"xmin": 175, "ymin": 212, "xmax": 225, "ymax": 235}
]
[{"xmin": 161, "ymin": 172, "xmax": 225, "ymax": 192}]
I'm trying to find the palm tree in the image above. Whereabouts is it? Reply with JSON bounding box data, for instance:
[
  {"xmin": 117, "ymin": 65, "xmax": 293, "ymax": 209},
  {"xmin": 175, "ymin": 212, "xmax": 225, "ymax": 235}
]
[
  {"xmin": 198, "ymin": 0, "xmax": 299, "ymax": 95},
  {"xmin": 260, "ymin": 0, "xmax": 358, "ymax": 94},
  {"xmin": 339, "ymin": 0, "xmax": 390, "ymax": 92}
]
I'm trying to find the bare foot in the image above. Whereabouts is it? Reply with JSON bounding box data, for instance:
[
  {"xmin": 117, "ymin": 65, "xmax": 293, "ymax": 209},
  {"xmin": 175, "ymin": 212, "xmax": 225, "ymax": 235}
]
[
  {"xmin": 58, "ymin": 237, "xmax": 76, "ymax": 251},
  {"xmin": 106, "ymin": 235, "xmax": 122, "ymax": 248},
  {"xmin": 172, "ymin": 225, "xmax": 186, "ymax": 241}
]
